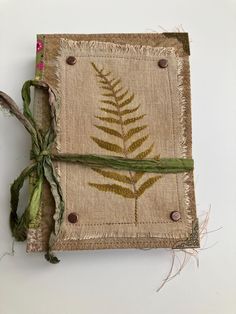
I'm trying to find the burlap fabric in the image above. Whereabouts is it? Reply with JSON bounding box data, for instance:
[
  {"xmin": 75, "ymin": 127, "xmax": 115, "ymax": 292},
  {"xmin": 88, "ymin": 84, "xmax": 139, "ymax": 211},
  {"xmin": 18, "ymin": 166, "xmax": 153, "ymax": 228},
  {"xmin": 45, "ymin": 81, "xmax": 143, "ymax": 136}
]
[{"xmin": 27, "ymin": 33, "xmax": 199, "ymax": 252}]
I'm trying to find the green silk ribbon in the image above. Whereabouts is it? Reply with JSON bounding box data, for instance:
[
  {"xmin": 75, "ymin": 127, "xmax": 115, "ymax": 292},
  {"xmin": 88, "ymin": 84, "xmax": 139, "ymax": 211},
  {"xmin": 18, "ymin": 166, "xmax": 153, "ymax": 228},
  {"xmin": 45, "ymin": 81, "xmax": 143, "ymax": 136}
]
[{"xmin": 0, "ymin": 80, "xmax": 194, "ymax": 264}]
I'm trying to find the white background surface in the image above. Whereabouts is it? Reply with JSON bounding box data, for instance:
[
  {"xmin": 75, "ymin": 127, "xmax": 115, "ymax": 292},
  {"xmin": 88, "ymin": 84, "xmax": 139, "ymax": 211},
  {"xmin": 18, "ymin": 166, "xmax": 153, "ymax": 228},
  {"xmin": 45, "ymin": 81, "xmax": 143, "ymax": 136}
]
[{"xmin": 0, "ymin": 0, "xmax": 235, "ymax": 313}]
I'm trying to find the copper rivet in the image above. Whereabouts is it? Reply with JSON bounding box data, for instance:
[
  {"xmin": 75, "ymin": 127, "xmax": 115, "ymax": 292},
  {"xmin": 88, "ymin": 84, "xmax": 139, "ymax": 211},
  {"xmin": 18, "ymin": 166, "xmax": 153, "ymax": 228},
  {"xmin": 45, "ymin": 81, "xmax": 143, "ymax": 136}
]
[
  {"xmin": 66, "ymin": 56, "xmax": 77, "ymax": 65},
  {"xmin": 68, "ymin": 212, "xmax": 78, "ymax": 223},
  {"xmin": 158, "ymin": 59, "xmax": 168, "ymax": 68},
  {"xmin": 170, "ymin": 211, "xmax": 181, "ymax": 222}
]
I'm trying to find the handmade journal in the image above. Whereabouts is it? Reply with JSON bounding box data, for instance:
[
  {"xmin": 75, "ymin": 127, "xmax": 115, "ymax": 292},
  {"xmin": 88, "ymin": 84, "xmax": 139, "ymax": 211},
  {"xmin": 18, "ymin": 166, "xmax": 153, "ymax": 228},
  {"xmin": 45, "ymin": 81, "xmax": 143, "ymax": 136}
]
[{"xmin": 0, "ymin": 33, "xmax": 199, "ymax": 263}]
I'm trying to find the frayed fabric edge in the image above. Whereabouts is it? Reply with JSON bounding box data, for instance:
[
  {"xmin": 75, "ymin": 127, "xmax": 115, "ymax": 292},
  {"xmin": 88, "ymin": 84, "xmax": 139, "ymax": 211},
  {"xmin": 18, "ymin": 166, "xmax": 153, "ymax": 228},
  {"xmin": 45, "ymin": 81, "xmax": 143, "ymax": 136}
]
[{"xmin": 59, "ymin": 38, "xmax": 176, "ymax": 59}]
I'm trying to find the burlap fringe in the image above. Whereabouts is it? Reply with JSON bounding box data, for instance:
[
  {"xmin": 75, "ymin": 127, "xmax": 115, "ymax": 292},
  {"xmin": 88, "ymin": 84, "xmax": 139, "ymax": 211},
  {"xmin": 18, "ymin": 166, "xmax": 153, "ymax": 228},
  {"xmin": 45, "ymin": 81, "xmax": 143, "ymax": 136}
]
[
  {"xmin": 48, "ymin": 39, "xmax": 194, "ymax": 242},
  {"xmin": 59, "ymin": 224, "xmax": 190, "ymax": 241},
  {"xmin": 60, "ymin": 39, "xmax": 176, "ymax": 59},
  {"xmin": 176, "ymin": 56, "xmax": 192, "ymax": 230}
]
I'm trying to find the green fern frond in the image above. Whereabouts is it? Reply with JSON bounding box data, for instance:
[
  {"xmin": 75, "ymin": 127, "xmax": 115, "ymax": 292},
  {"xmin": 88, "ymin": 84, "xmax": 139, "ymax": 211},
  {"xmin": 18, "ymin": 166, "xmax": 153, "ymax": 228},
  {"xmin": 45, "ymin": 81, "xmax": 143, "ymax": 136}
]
[
  {"xmin": 116, "ymin": 90, "xmax": 129, "ymax": 102},
  {"xmin": 101, "ymin": 85, "xmax": 113, "ymax": 91},
  {"xmin": 100, "ymin": 105, "xmax": 140, "ymax": 116},
  {"xmin": 123, "ymin": 115, "xmax": 146, "ymax": 125},
  {"xmin": 133, "ymin": 172, "xmax": 145, "ymax": 183},
  {"xmin": 135, "ymin": 143, "xmax": 154, "ymax": 159},
  {"xmin": 100, "ymin": 107, "xmax": 119, "ymax": 115},
  {"xmin": 94, "ymin": 125, "xmax": 122, "ymax": 138},
  {"xmin": 110, "ymin": 79, "xmax": 121, "ymax": 89},
  {"xmin": 102, "ymin": 71, "xmax": 111, "ymax": 77},
  {"xmin": 100, "ymin": 99, "xmax": 117, "ymax": 107},
  {"xmin": 127, "ymin": 135, "xmax": 149, "ymax": 153},
  {"xmin": 102, "ymin": 92, "xmax": 114, "ymax": 97},
  {"xmin": 124, "ymin": 126, "xmax": 147, "ymax": 141},
  {"xmin": 114, "ymin": 87, "xmax": 123, "ymax": 95},
  {"xmin": 89, "ymin": 62, "xmax": 161, "ymax": 223},
  {"xmin": 91, "ymin": 137, "xmax": 123, "ymax": 153},
  {"xmin": 119, "ymin": 94, "xmax": 135, "ymax": 108},
  {"xmin": 95, "ymin": 116, "xmax": 121, "ymax": 124},
  {"xmin": 136, "ymin": 176, "xmax": 161, "ymax": 197},
  {"xmin": 92, "ymin": 168, "xmax": 132, "ymax": 184},
  {"xmin": 120, "ymin": 105, "xmax": 140, "ymax": 116},
  {"xmin": 89, "ymin": 183, "xmax": 135, "ymax": 198},
  {"xmin": 99, "ymin": 79, "xmax": 108, "ymax": 84}
]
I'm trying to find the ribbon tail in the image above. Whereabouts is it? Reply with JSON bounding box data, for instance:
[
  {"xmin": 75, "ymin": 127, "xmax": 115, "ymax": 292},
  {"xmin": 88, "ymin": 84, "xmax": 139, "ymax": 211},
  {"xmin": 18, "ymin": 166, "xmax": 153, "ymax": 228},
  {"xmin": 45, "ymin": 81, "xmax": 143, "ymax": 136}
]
[
  {"xmin": 10, "ymin": 163, "xmax": 38, "ymax": 241},
  {"xmin": 25, "ymin": 175, "xmax": 43, "ymax": 227},
  {"xmin": 0, "ymin": 91, "xmax": 40, "ymax": 151},
  {"xmin": 43, "ymin": 157, "xmax": 65, "ymax": 264},
  {"xmin": 12, "ymin": 174, "xmax": 43, "ymax": 243},
  {"xmin": 22, "ymin": 80, "xmax": 39, "ymax": 129}
]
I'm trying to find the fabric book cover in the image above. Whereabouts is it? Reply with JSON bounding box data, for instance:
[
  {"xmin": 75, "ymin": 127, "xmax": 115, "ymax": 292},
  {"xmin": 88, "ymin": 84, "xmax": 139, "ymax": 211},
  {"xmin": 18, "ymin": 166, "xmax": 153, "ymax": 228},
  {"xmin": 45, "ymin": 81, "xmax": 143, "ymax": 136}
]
[{"xmin": 26, "ymin": 33, "xmax": 199, "ymax": 253}]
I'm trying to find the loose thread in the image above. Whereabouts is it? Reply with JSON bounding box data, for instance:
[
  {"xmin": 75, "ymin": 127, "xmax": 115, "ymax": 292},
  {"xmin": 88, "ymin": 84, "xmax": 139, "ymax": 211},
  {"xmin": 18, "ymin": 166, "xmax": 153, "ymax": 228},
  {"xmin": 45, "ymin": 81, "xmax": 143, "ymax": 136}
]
[
  {"xmin": 156, "ymin": 207, "xmax": 219, "ymax": 293},
  {"xmin": 0, "ymin": 239, "xmax": 15, "ymax": 262}
]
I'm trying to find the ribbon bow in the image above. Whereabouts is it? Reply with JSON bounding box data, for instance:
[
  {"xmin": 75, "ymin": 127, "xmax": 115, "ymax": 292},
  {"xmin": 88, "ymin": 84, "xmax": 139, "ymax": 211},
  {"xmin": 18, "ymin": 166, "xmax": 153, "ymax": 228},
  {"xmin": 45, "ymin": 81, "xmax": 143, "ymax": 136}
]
[{"xmin": 0, "ymin": 80, "xmax": 194, "ymax": 264}]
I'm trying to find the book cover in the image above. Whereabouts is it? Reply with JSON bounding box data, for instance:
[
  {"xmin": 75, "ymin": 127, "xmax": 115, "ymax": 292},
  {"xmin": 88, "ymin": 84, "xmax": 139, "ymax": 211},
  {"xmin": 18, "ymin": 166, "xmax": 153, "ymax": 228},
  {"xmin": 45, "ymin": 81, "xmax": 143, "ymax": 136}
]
[{"xmin": 27, "ymin": 33, "xmax": 199, "ymax": 252}]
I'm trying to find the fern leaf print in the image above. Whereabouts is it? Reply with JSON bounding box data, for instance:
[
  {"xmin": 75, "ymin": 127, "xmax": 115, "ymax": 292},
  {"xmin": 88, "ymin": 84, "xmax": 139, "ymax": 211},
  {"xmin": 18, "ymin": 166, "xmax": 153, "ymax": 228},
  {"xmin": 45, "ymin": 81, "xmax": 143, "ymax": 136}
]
[{"xmin": 89, "ymin": 62, "xmax": 161, "ymax": 224}]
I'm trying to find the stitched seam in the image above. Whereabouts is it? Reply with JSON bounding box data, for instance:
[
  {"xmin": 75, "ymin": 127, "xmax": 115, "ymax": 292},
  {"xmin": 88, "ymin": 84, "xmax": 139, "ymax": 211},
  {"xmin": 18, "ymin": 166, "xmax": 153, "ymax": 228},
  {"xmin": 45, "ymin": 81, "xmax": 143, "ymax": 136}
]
[
  {"xmin": 59, "ymin": 241, "xmax": 180, "ymax": 245},
  {"xmin": 65, "ymin": 63, "xmax": 68, "ymax": 224},
  {"xmin": 62, "ymin": 55, "xmax": 175, "ymax": 62},
  {"xmin": 167, "ymin": 67, "xmax": 181, "ymax": 213},
  {"xmin": 67, "ymin": 221, "xmax": 181, "ymax": 226},
  {"xmin": 53, "ymin": 236, "xmax": 192, "ymax": 248}
]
